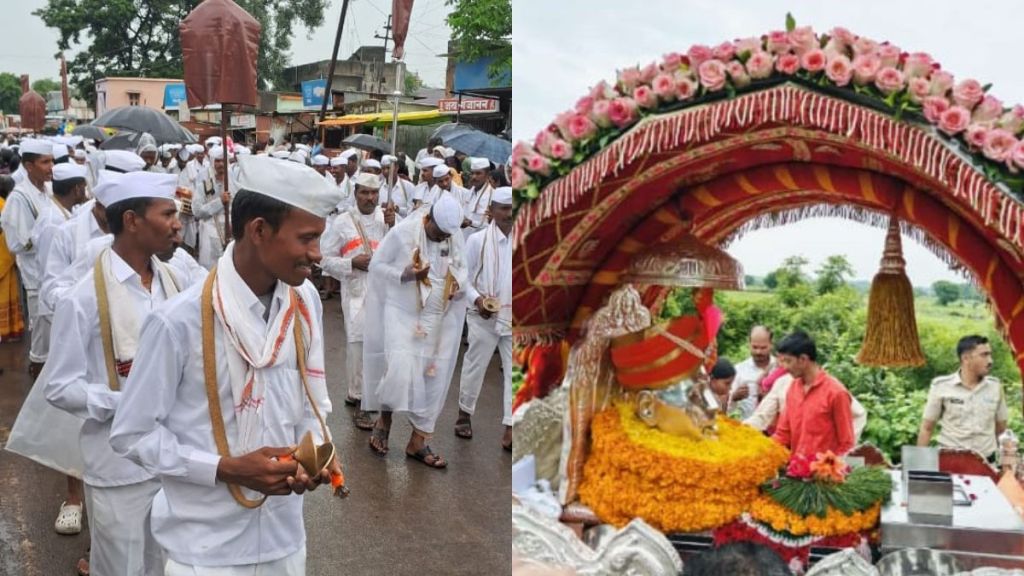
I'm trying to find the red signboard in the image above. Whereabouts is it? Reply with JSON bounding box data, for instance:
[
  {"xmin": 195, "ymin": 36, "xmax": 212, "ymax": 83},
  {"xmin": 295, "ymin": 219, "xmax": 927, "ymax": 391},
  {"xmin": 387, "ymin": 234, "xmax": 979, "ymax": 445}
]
[{"xmin": 438, "ymin": 98, "xmax": 498, "ymax": 114}]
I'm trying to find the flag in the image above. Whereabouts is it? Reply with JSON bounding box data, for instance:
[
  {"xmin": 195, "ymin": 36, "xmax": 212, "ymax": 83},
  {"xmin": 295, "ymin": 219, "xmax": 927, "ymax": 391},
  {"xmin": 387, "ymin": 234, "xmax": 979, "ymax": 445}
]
[{"xmin": 391, "ymin": 0, "xmax": 415, "ymax": 60}]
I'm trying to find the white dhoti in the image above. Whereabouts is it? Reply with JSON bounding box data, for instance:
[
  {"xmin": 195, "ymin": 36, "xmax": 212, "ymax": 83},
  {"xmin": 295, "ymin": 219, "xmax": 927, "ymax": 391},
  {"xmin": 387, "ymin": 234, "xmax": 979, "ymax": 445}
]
[
  {"xmin": 347, "ymin": 341, "xmax": 363, "ymax": 401},
  {"xmin": 458, "ymin": 312, "xmax": 514, "ymax": 426},
  {"xmin": 85, "ymin": 478, "xmax": 163, "ymax": 576},
  {"xmin": 26, "ymin": 289, "xmax": 47, "ymax": 363},
  {"xmin": 164, "ymin": 546, "xmax": 305, "ymax": 576}
]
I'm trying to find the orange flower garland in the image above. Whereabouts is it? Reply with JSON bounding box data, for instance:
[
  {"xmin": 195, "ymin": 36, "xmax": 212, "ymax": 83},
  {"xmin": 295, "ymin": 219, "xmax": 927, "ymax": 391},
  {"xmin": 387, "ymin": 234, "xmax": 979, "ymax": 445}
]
[
  {"xmin": 579, "ymin": 403, "xmax": 789, "ymax": 533},
  {"xmin": 748, "ymin": 495, "xmax": 882, "ymax": 537}
]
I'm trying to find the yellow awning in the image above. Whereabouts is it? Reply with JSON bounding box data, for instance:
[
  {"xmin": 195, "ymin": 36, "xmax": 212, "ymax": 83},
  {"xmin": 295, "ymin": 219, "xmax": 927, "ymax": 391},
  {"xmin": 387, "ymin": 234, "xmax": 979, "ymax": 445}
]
[{"xmin": 318, "ymin": 110, "xmax": 444, "ymax": 127}]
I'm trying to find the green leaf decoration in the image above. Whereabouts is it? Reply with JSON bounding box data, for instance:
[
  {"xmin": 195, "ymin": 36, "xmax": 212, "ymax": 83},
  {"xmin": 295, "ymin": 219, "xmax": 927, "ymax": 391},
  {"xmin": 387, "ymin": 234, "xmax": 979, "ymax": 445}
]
[{"xmin": 786, "ymin": 12, "xmax": 796, "ymax": 32}]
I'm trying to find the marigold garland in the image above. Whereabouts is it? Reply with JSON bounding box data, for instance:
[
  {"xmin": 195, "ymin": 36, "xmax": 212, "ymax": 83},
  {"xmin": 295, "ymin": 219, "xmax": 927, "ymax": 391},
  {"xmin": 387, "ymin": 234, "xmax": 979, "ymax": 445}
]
[
  {"xmin": 579, "ymin": 403, "xmax": 789, "ymax": 533},
  {"xmin": 748, "ymin": 494, "xmax": 881, "ymax": 537}
]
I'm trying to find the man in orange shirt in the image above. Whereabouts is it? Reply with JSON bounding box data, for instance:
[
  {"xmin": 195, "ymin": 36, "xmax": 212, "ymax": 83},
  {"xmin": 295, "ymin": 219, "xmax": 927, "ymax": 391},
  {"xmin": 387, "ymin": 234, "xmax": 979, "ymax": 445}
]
[{"xmin": 771, "ymin": 330, "xmax": 855, "ymax": 457}]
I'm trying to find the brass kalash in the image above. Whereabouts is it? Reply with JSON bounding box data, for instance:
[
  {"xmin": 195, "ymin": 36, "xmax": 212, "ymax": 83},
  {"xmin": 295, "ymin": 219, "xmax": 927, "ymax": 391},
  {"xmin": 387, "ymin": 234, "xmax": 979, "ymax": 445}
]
[{"xmin": 611, "ymin": 222, "xmax": 745, "ymax": 440}]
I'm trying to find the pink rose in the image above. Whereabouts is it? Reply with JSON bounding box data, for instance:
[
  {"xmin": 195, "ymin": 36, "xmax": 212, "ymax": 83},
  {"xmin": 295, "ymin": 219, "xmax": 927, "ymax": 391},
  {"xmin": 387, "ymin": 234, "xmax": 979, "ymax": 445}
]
[
  {"xmin": 953, "ymin": 79, "xmax": 984, "ymax": 109},
  {"xmin": 591, "ymin": 99, "xmax": 613, "ymax": 128},
  {"xmin": 699, "ymin": 59, "xmax": 728, "ymax": 91},
  {"xmin": 822, "ymin": 39, "xmax": 845, "ymax": 60},
  {"xmin": 639, "ymin": 62, "xmax": 659, "ymax": 84},
  {"xmin": 511, "ymin": 142, "xmax": 532, "ymax": 167},
  {"xmin": 662, "ymin": 52, "xmax": 684, "ymax": 71},
  {"xmin": 876, "ymin": 44, "xmax": 901, "ymax": 68},
  {"xmin": 567, "ymin": 114, "xmax": 597, "ymax": 141},
  {"xmin": 788, "ymin": 26, "xmax": 818, "ymax": 55},
  {"xmin": 575, "ymin": 95, "xmax": 594, "ymax": 116},
  {"xmin": 618, "ymin": 67, "xmax": 642, "ymax": 92},
  {"xmin": 830, "ymin": 27, "xmax": 857, "ymax": 48},
  {"xmin": 852, "ymin": 36, "xmax": 878, "ymax": 56},
  {"xmin": 526, "ymin": 154, "xmax": 550, "ymax": 176},
  {"xmin": 983, "ymin": 129, "xmax": 1017, "ymax": 162},
  {"xmin": 675, "ymin": 74, "xmax": 699, "ymax": 100},
  {"xmin": 801, "ymin": 49, "xmax": 826, "ymax": 72},
  {"xmin": 999, "ymin": 105, "xmax": 1024, "ymax": 134},
  {"xmin": 1010, "ymin": 140, "xmax": 1024, "ymax": 171},
  {"xmin": 735, "ymin": 37, "xmax": 762, "ymax": 55},
  {"xmin": 652, "ymin": 73, "xmax": 677, "ymax": 100},
  {"xmin": 972, "ymin": 95, "xmax": 1003, "ymax": 124},
  {"xmin": 766, "ymin": 30, "xmax": 791, "ymax": 54},
  {"xmin": 908, "ymin": 77, "xmax": 931, "ymax": 103},
  {"xmin": 852, "ymin": 54, "xmax": 882, "ymax": 85},
  {"xmin": 549, "ymin": 138, "xmax": 573, "ymax": 161},
  {"xmin": 965, "ymin": 124, "xmax": 989, "ymax": 149},
  {"xmin": 938, "ymin": 105, "xmax": 971, "ymax": 135},
  {"xmin": 746, "ymin": 50, "xmax": 775, "ymax": 79},
  {"xmin": 590, "ymin": 80, "xmax": 615, "ymax": 101},
  {"xmin": 726, "ymin": 61, "xmax": 751, "ymax": 88},
  {"xmin": 607, "ymin": 97, "xmax": 638, "ymax": 128},
  {"xmin": 688, "ymin": 44, "xmax": 714, "ymax": 69},
  {"xmin": 775, "ymin": 53, "xmax": 800, "ymax": 75},
  {"xmin": 510, "ymin": 166, "xmax": 528, "ymax": 189},
  {"xmin": 922, "ymin": 96, "xmax": 951, "ymax": 123},
  {"xmin": 712, "ymin": 41, "xmax": 736, "ymax": 62},
  {"xmin": 874, "ymin": 67, "xmax": 905, "ymax": 95},
  {"xmin": 930, "ymin": 71, "xmax": 955, "ymax": 96},
  {"xmin": 903, "ymin": 52, "xmax": 934, "ymax": 78},
  {"xmin": 825, "ymin": 54, "xmax": 854, "ymax": 86},
  {"xmin": 633, "ymin": 85, "xmax": 658, "ymax": 109}
]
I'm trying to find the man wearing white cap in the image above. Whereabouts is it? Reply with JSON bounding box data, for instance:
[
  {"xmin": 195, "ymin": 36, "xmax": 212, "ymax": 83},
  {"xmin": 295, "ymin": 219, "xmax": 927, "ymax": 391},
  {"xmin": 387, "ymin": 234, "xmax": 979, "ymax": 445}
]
[
  {"xmin": 2, "ymin": 138, "xmax": 54, "ymax": 379},
  {"xmin": 334, "ymin": 148, "xmax": 360, "ymax": 212},
  {"xmin": 104, "ymin": 150, "xmax": 148, "ymax": 174},
  {"xmin": 320, "ymin": 172, "xmax": 398, "ymax": 429},
  {"xmin": 45, "ymin": 171, "xmax": 184, "ymax": 576},
  {"xmin": 411, "ymin": 157, "xmax": 442, "ymax": 210},
  {"xmin": 110, "ymin": 156, "xmax": 343, "ymax": 575},
  {"xmin": 455, "ymin": 187, "xmax": 513, "ymax": 450},
  {"xmin": 363, "ymin": 193, "xmax": 468, "ymax": 469},
  {"xmin": 463, "ymin": 157, "xmax": 495, "ymax": 239},
  {"xmin": 311, "ymin": 154, "xmax": 331, "ymax": 179},
  {"xmin": 380, "ymin": 154, "xmax": 415, "ymax": 217},
  {"xmin": 193, "ymin": 145, "xmax": 237, "ymax": 268},
  {"xmin": 328, "ymin": 154, "xmax": 346, "ymax": 188},
  {"xmin": 361, "ymin": 158, "xmax": 382, "ymax": 175},
  {"xmin": 418, "ymin": 163, "xmax": 464, "ymax": 212}
]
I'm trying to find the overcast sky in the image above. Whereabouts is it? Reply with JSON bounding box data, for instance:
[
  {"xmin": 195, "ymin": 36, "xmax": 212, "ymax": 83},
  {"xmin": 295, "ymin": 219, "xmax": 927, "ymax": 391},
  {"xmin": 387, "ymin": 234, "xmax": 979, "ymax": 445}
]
[
  {"xmin": 512, "ymin": 0, "xmax": 1024, "ymax": 286},
  {"xmin": 0, "ymin": 0, "xmax": 451, "ymax": 88}
]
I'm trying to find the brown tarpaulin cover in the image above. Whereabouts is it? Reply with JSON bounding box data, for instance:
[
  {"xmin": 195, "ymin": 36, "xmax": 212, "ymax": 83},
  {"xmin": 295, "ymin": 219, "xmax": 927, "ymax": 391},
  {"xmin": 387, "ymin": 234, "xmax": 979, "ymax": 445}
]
[
  {"xmin": 179, "ymin": 0, "xmax": 261, "ymax": 107},
  {"xmin": 18, "ymin": 75, "xmax": 45, "ymax": 132},
  {"xmin": 391, "ymin": 0, "xmax": 415, "ymax": 60}
]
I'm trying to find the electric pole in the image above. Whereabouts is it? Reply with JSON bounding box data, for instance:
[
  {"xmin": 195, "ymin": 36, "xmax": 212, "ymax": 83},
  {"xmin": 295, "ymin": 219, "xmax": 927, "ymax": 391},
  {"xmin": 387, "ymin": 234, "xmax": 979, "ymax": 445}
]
[{"xmin": 373, "ymin": 14, "xmax": 393, "ymax": 96}]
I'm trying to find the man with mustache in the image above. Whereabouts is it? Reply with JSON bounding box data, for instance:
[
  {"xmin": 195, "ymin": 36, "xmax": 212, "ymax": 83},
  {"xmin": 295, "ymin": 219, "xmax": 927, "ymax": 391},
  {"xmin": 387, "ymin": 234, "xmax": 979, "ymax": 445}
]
[{"xmin": 918, "ymin": 334, "xmax": 1009, "ymax": 462}]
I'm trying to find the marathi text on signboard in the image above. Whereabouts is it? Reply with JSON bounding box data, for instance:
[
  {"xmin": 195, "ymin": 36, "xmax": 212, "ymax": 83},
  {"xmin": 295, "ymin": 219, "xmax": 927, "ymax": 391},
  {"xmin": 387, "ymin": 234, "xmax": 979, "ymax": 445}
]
[{"xmin": 438, "ymin": 98, "xmax": 498, "ymax": 115}]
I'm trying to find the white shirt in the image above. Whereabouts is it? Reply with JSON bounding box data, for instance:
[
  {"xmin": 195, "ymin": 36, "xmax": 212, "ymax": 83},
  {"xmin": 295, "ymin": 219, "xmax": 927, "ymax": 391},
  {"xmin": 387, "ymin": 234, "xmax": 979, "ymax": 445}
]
[
  {"xmin": 380, "ymin": 178, "xmax": 416, "ymax": 217},
  {"xmin": 109, "ymin": 280, "xmax": 326, "ymax": 567},
  {"xmin": 463, "ymin": 183, "xmax": 494, "ymax": 238},
  {"xmin": 31, "ymin": 196, "xmax": 76, "ymax": 309},
  {"xmin": 732, "ymin": 356, "xmax": 776, "ymax": 421},
  {"xmin": 744, "ymin": 375, "xmax": 868, "ymax": 440},
  {"xmin": 464, "ymin": 223, "xmax": 511, "ymax": 336},
  {"xmin": 320, "ymin": 207, "xmax": 395, "ymax": 343},
  {"xmin": 44, "ymin": 250, "xmax": 172, "ymax": 487},
  {"xmin": 1, "ymin": 177, "xmax": 51, "ymax": 289},
  {"xmin": 39, "ymin": 204, "xmax": 107, "ymax": 317}
]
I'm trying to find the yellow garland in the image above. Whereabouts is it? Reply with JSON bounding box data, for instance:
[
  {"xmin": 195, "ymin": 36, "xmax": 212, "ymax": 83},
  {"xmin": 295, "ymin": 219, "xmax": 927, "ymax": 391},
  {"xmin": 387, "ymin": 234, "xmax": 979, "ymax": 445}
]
[
  {"xmin": 748, "ymin": 495, "xmax": 881, "ymax": 537},
  {"xmin": 579, "ymin": 403, "xmax": 789, "ymax": 533}
]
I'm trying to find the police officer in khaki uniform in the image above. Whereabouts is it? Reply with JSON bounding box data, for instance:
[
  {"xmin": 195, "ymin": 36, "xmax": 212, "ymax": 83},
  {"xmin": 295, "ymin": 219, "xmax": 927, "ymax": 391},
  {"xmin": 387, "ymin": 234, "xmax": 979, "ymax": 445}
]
[{"xmin": 917, "ymin": 335, "xmax": 1009, "ymax": 460}]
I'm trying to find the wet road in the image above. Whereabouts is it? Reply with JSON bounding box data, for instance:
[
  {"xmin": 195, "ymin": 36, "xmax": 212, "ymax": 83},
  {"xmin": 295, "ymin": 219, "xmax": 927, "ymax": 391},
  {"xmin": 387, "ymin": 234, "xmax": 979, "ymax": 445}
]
[{"xmin": 0, "ymin": 303, "xmax": 512, "ymax": 575}]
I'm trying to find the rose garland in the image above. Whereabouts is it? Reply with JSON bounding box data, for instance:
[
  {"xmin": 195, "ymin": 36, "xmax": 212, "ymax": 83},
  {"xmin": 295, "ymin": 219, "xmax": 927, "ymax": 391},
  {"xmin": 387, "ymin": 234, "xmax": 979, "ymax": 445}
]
[
  {"xmin": 513, "ymin": 14, "xmax": 1024, "ymax": 205},
  {"xmin": 579, "ymin": 403, "xmax": 789, "ymax": 533}
]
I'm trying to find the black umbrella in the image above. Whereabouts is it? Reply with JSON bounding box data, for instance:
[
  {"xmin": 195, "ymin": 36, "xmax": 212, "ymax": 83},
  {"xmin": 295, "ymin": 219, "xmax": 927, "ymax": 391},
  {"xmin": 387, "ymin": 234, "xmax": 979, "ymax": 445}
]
[
  {"xmin": 342, "ymin": 133, "xmax": 391, "ymax": 154},
  {"xmin": 72, "ymin": 124, "xmax": 108, "ymax": 142},
  {"xmin": 93, "ymin": 106, "xmax": 197, "ymax": 144},
  {"xmin": 430, "ymin": 122, "xmax": 474, "ymax": 142},
  {"xmin": 99, "ymin": 131, "xmax": 142, "ymax": 151},
  {"xmin": 441, "ymin": 126, "xmax": 511, "ymax": 165}
]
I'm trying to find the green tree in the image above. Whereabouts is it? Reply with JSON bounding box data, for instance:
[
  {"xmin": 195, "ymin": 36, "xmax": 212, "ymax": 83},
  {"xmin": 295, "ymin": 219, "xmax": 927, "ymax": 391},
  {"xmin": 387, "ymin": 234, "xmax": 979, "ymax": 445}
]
[
  {"xmin": 933, "ymin": 280, "xmax": 961, "ymax": 306},
  {"xmin": 763, "ymin": 271, "xmax": 778, "ymax": 290},
  {"xmin": 34, "ymin": 0, "xmax": 327, "ymax": 106},
  {"xmin": 404, "ymin": 70, "xmax": 424, "ymax": 97},
  {"xmin": 446, "ymin": 0, "xmax": 511, "ymax": 83},
  {"xmin": 31, "ymin": 78, "xmax": 62, "ymax": 96},
  {"xmin": 0, "ymin": 72, "xmax": 23, "ymax": 115},
  {"xmin": 815, "ymin": 255, "xmax": 855, "ymax": 295}
]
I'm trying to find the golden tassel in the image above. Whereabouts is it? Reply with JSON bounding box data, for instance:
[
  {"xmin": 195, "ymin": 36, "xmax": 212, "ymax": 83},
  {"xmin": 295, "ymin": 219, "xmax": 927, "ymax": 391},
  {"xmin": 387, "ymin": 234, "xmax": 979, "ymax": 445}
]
[{"xmin": 856, "ymin": 216, "xmax": 926, "ymax": 367}]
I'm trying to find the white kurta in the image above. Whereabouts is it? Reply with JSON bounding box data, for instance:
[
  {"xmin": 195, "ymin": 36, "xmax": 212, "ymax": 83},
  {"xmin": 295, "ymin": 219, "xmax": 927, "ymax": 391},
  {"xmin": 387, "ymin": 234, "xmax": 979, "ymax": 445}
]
[
  {"xmin": 178, "ymin": 159, "xmax": 208, "ymax": 250},
  {"xmin": 109, "ymin": 279, "xmax": 329, "ymax": 568},
  {"xmin": 462, "ymin": 183, "xmax": 494, "ymax": 240},
  {"xmin": 2, "ymin": 177, "xmax": 50, "ymax": 289},
  {"xmin": 361, "ymin": 215, "xmax": 467, "ymax": 434},
  {"xmin": 380, "ymin": 178, "xmax": 416, "ymax": 217},
  {"xmin": 732, "ymin": 356, "xmax": 776, "ymax": 421},
  {"xmin": 335, "ymin": 173, "xmax": 356, "ymax": 213},
  {"xmin": 193, "ymin": 174, "xmax": 236, "ymax": 269},
  {"xmin": 459, "ymin": 224, "xmax": 513, "ymax": 424},
  {"xmin": 39, "ymin": 206, "xmax": 107, "ymax": 316},
  {"xmin": 418, "ymin": 184, "xmax": 469, "ymax": 211},
  {"xmin": 27, "ymin": 197, "xmax": 75, "ymax": 361}
]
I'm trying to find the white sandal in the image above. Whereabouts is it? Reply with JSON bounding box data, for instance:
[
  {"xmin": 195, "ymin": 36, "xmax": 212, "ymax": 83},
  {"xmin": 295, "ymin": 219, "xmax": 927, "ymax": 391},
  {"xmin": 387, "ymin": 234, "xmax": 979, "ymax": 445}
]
[{"xmin": 54, "ymin": 501, "xmax": 83, "ymax": 535}]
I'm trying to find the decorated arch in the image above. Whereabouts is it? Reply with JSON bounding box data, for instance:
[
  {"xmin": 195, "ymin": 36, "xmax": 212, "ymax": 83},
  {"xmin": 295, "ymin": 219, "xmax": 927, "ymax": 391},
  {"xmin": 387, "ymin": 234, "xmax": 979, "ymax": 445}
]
[{"xmin": 512, "ymin": 28, "xmax": 1024, "ymax": 403}]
